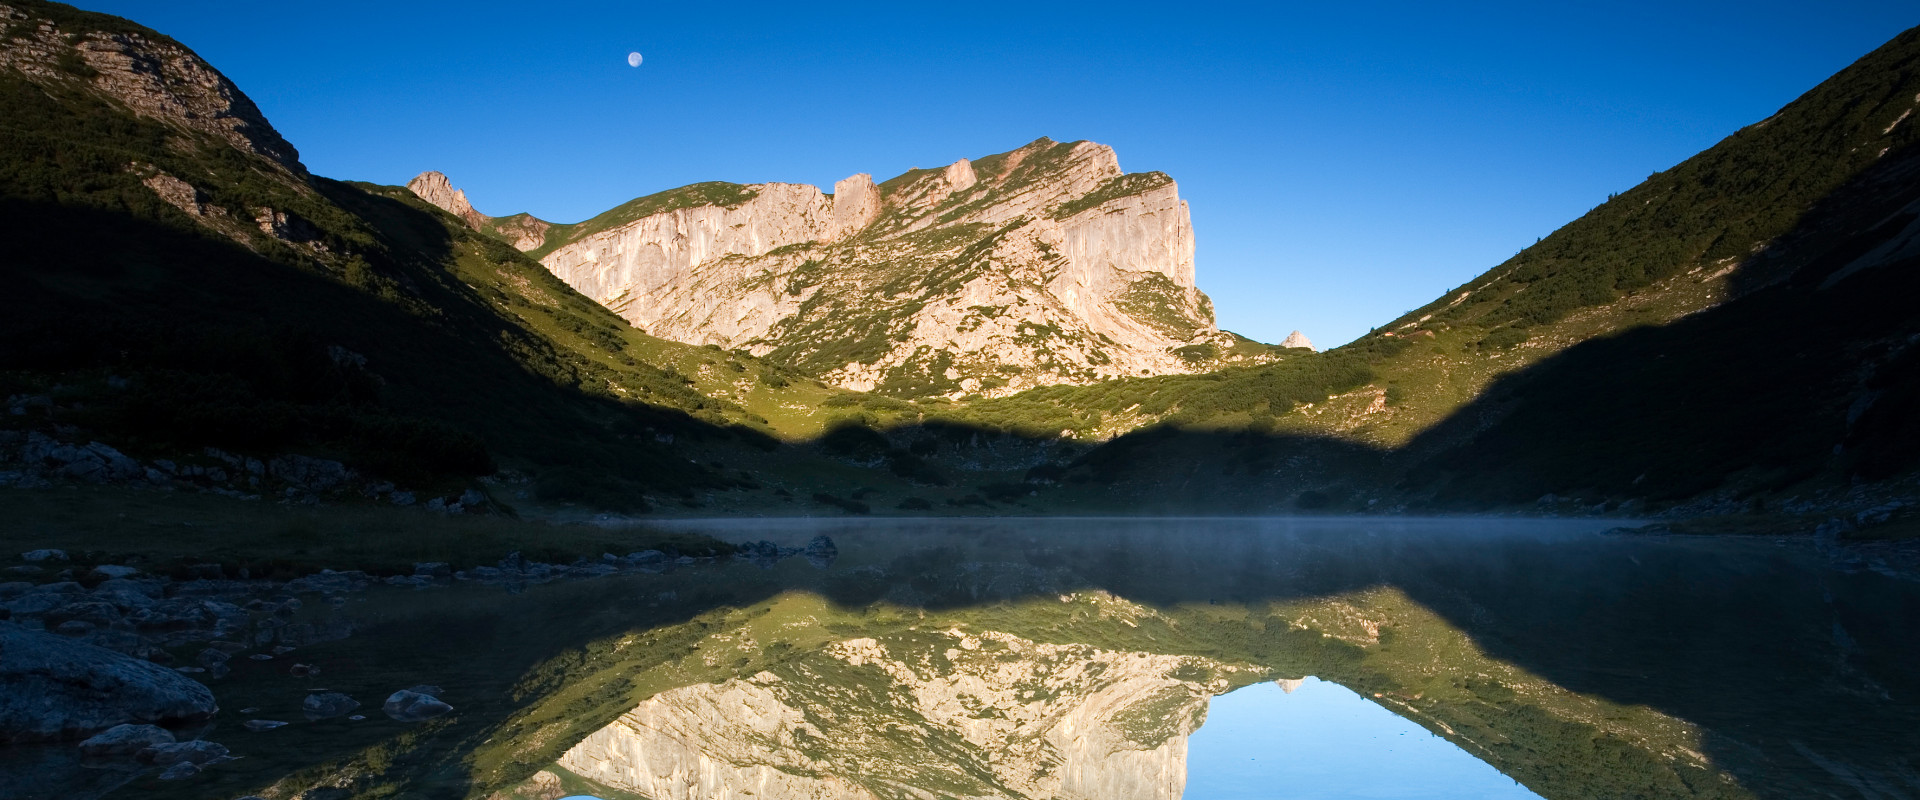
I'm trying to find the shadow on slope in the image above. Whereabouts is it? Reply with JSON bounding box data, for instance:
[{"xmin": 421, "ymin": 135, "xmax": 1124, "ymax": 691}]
[{"xmin": 1393, "ymin": 140, "xmax": 1920, "ymax": 508}]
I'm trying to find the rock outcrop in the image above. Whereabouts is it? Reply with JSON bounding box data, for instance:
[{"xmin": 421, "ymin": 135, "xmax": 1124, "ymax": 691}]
[
  {"xmin": 1280, "ymin": 330, "xmax": 1314, "ymax": 350},
  {"xmin": 556, "ymin": 629, "xmax": 1246, "ymax": 800},
  {"xmin": 0, "ymin": 2, "xmax": 304, "ymax": 174},
  {"xmin": 407, "ymin": 171, "xmax": 488, "ymax": 229},
  {"xmin": 0, "ymin": 622, "xmax": 218, "ymax": 743},
  {"xmin": 429, "ymin": 138, "xmax": 1282, "ymax": 397}
]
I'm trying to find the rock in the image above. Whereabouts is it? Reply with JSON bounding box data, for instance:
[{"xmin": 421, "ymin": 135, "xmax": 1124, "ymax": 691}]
[
  {"xmin": 289, "ymin": 663, "xmax": 320, "ymax": 678},
  {"xmin": 91, "ymin": 565, "xmax": 141, "ymax": 579},
  {"xmin": 196, "ymin": 647, "xmax": 232, "ymax": 669},
  {"xmin": 412, "ymin": 562, "xmax": 451, "ymax": 578},
  {"xmin": 485, "ymin": 137, "xmax": 1260, "ymax": 397},
  {"xmin": 21, "ymin": 549, "xmax": 68, "ymax": 562},
  {"xmin": 0, "ymin": 623, "xmax": 218, "ymax": 742},
  {"xmin": 157, "ymin": 761, "xmax": 200, "ymax": 780},
  {"xmin": 1279, "ymin": 330, "xmax": 1315, "ymax": 350},
  {"xmin": 54, "ymin": 620, "xmax": 95, "ymax": 636},
  {"xmin": 138, "ymin": 738, "xmax": 228, "ymax": 766},
  {"xmin": 347, "ymin": 714, "xmax": 365, "ymax": 721},
  {"xmin": 302, "ymin": 691, "xmax": 359, "ymax": 720},
  {"xmin": 390, "ymin": 491, "xmax": 416, "ymax": 506},
  {"xmin": 383, "ymin": 689, "xmax": 452, "ymax": 722},
  {"xmin": 268, "ymin": 454, "xmax": 353, "ymax": 493},
  {"xmin": 459, "ymin": 488, "xmax": 486, "ymax": 508},
  {"xmin": 407, "ymin": 171, "xmax": 491, "ymax": 229},
  {"xmin": 802, "ymin": 535, "xmax": 839, "ymax": 569},
  {"xmin": 242, "ymin": 719, "xmax": 288, "ymax": 732},
  {"xmin": 77, "ymin": 723, "xmax": 174, "ymax": 757}
]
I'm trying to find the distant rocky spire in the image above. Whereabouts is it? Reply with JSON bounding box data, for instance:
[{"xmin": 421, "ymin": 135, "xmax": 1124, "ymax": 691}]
[
  {"xmin": 1280, "ymin": 331, "xmax": 1314, "ymax": 350},
  {"xmin": 1275, "ymin": 678, "xmax": 1306, "ymax": 694},
  {"xmin": 407, "ymin": 171, "xmax": 489, "ymax": 229}
]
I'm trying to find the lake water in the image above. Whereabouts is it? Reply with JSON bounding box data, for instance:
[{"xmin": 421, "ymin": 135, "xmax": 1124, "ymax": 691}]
[{"xmin": 20, "ymin": 516, "xmax": 1919, "ymax": 800}]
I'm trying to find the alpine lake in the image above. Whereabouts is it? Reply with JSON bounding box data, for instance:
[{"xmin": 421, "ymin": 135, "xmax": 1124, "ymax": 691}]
[{"xmin": 18, "ymin": 517, "xmax": 1920, "ymax": 800}]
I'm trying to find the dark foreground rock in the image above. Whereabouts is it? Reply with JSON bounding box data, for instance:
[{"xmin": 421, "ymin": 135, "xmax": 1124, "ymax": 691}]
[
  {"xmin": 0, "ymin": 622, "xmax": 217, "ymax": 742},
  {"xmin": 383, "ymin": 688, "xmax": 452, "ymax": 722}
]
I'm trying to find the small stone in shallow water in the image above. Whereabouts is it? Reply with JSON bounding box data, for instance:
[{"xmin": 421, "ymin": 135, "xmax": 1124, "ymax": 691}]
[
  {"xmin": 289, "ymin": 663, "xmax": 320, "ymax": 678},
  {"xmin": 78, "ymin": 723, "xmax": 174, "ymax": 757},
  {"xmin": 157, "ymin": 761, "xmax": 200, "ymax": 780},
  {"xmin": 139, "ymin": 739, "xmax": 228, "ymax": 766},
  {"xmin": 242, "ymin": 719, "xmax": 287, "ymax": 732},
  {"xmin": 238, "ymin": 707, "xmax": 259, "ymax": 714},
  {"xmin": 303, "ymin": 691, "xmax": 359, "ymax": 719},
  {"xmin": 248, "ymin": 653, "xmax": 273, "ymax": 661},
  {"xmin": 347, "ymin": 714, "xmax": 365, "ymax": 721}
]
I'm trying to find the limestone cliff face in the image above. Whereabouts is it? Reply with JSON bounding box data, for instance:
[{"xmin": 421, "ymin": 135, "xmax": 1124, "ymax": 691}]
[
  {"xmin": 435, "ymin": 138, "xmax": 1275, "ymax": 397},
  {"xmin": 408, "ymin": 171, "xmax": 487, "ymax": 229},
  {"xmin": 555, "ymin": 629, "xmax": 1243, "ymax": 800}
]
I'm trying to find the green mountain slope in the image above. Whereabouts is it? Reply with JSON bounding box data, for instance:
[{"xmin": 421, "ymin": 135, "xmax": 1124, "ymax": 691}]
[
  {"xmin": 936, "ymin": 24, "xmax": 1920, "ymax": 512},
  {"xmin": 0, "ymin": 0, "xmax": 849, "ymax": 510}
]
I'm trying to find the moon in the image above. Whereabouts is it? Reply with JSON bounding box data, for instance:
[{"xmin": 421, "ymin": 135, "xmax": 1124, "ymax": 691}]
[{"xmin": 626, "ymin": 52, "xmax": 643, "ymax": 68}]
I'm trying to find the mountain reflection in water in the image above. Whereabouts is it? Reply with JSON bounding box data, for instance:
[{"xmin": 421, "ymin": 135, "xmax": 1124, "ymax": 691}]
[{"xmin": 54, "ymin": 517, "xmax": 1915, "ymax": 800}]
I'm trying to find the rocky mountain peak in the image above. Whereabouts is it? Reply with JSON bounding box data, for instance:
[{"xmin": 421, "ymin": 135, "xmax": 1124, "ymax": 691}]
[
  {"xmin": 556, "ymin": 630, "xmax": 1244, "ymax": 800},
  {"xmin": 828, "ymin": 172, "xmax": 881, "ymax": 238},
  {"xmin": 0, "ymin": 2, "xmax": 305, "ymax": 175},
  {"xmin": 407, "ymin": 171, "xmax": 488, "ymax": 229},
  {"xmin": 435, "ymin": 137, "xmax": 1286, "ymax": 397},
  {"xmin": 1281, "ymin": 330, "xmax": 1314, "ymax": 350}
]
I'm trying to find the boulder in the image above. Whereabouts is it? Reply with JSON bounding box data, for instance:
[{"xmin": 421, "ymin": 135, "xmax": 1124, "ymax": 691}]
[
  {"xmin": 77, "ymin": 723, "xmax": 174, "ymax": 757},
  {"xmin": 138, "ymin": 738, "xmax": 228, "ymax": 766},
  {"xmin": 21, "ymin": 549, "xmax": 68, "ymax": 563},
  {"xmin": 383, "ymin": 689, "xmax": 452, "ymax": 722},
  {"xmin": 0, "ymin": 623, "xmax": 218, "ymax": 742},
  {"xmin": 803, "ymin": 535, "xmax": 839, "ymax": 569},
  {"xmin": 157, "ymin": 761, "xmax": 200, "ymax": 780},
  {"xmin": 302, "ymin": 691, "xmax": 359, "ymax": 720}
]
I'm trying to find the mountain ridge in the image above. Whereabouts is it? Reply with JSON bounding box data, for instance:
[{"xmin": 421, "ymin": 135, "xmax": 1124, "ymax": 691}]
[{"xmin": 413, "ymin": 137, "xmax": 1289, "ymax": 399}]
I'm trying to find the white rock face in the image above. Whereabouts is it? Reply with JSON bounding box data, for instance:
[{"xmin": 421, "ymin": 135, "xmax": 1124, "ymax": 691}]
[
  {"xmin": 1281, "ymin": 330, "xmax": 1314, "ymax": 350},
  {"xmin": 407, "ymin": 171, "xmax": 486, "ymax": 228},
  {"xmin": 437, "ymin": 138, "xmax": 1283, "ymax": 395},
  {"xmin": 555, "ymin": 630, "xmax": 1239, "ymax": 800},
  {"xmin": 829, "ymin": 173, "xmax": 881, "ymax": 239}
]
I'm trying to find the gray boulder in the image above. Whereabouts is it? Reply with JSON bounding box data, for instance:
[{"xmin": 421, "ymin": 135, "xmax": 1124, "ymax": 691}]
[
  {"xmin": 0, "ymin": 622, "xmax": 218, "ymax": 742},
  {"xmin": 382, "ymin": 689, "xmax": 452, "ymax": 722},
  {"xmin": 138, "ymin": 738, "xmax": 228, "ymax": 766},
  {"xmin": 21, "ymin": 549, "xmax": 67, "ymax": 563},
  {"xmin": 158, "ymin": 761, "xmax": 200, "ymax": 780},
  {"xmin": 77, "ymin": 723, "xmax": 174, "ymax": 757},
  {"xmin": 302, "ymin": 691, "xmax": 359, "ymax": 720}
]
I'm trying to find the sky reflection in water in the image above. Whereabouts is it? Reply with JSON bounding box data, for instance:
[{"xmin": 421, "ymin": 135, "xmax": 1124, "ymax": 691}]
[{"xmin": 1187, "ymin": 678, "xmax": 1541, "ymax": 799}]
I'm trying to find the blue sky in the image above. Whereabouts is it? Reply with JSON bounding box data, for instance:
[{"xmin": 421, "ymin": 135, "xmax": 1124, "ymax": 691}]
[
  {"xmin": 1186, "ymin": 678, "xmax": 1541, "ymax": 798},
  {"xmin": 86, "ymin": 1, "xmax": 1916, "ymax": 347}
]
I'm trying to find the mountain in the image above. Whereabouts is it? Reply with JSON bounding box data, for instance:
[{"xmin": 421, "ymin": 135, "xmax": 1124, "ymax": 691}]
[
  {"xmin": 554, "ymin": 629, "xmax": 1237, "ymax": 800},
  {"xmin": 0, "ymin": 0, "xmax": 859, "ymax": 510},
  {"xmin": 418, "ymin": 140, "xmax": 1286, "ymax": 399},
  {"xmin": 932, "ymin": 24, "xmax": 1920, "ymax": 516}
]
